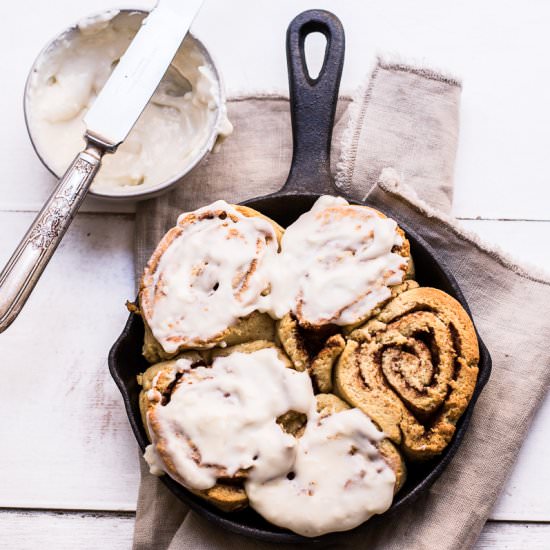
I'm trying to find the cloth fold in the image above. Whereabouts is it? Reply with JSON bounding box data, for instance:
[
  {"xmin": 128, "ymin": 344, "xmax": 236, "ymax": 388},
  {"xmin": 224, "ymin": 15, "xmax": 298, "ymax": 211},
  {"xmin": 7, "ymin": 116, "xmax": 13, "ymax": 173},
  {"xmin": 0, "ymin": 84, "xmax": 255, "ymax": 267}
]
[
  {"xmin": 335, "ymin": 58, "xmax": 461, "ymax": 212},
  {"xmin": 132, "ymin": 59, "xmax": 550, "ymax": 550}
]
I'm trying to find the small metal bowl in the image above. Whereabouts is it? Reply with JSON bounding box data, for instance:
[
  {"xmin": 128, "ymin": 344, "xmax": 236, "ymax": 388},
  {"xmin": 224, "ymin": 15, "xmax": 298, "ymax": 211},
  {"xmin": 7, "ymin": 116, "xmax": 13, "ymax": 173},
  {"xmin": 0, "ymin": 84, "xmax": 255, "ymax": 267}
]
[{"xmin": 24, "ymin": 9, "xmax": 227, "ymax": 201}]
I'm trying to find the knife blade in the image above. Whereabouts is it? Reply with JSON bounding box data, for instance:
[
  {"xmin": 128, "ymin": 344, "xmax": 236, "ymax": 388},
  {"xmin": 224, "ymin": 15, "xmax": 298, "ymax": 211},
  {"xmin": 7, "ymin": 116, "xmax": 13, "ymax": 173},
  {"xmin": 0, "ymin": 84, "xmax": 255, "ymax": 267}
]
[{"xmin": 84, "ymin": 0, "xmax": 204, "ymax": 149}]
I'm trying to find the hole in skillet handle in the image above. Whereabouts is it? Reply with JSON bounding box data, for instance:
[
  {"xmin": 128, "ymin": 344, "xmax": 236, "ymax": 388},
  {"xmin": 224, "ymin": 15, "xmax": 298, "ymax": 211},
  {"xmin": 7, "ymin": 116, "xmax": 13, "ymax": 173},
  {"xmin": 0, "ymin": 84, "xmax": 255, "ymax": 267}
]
[
  {"xmin": 107, "ymin": 8, "xmax": 492, "ymax": 545},
  {"xmin": 304, "ymin": 32, "xmax": 327, "ymax": 80}
]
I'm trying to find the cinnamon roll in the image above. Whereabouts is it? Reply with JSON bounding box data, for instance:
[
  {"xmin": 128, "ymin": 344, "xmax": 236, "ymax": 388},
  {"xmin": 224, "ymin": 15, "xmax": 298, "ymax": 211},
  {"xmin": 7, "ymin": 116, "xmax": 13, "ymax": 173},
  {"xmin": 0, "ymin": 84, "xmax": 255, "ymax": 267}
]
[
  {"xmin": 268, "ymin": 195, "xmax": 412, "ymax": 330},
  {"xmin": 334, "ymin": 287, "xmax": 480, "ymax": 460},
  {"xmin": 138, "ymin": 350, "xmax": 248, "ymax": 511},
  {"xmin": 139, "ymin": 341, "xmax": 314, "ymax": 512},
  {"xmin": 245, "ymin": 393, "xmax": 404, "ymax": 537},
  {"xmin": 139, "ymin": 201, "xmax": 283, "ymax": 362}
]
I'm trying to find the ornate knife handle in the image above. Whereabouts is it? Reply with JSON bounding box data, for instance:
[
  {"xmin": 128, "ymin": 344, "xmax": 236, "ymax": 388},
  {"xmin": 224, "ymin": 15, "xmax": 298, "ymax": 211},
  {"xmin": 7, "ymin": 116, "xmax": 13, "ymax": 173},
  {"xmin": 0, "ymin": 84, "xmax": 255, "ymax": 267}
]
[{"xmin": 0, "ymin": 144, "xmax": 104, "ymax": 333}]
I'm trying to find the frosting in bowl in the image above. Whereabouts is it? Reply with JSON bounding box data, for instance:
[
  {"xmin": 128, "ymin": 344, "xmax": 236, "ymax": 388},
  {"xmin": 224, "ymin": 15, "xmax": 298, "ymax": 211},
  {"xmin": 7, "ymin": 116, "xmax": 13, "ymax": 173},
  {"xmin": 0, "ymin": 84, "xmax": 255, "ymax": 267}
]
[{"xmin": 25, "ymin": 10, "xmax": 231, "ymax": 195}]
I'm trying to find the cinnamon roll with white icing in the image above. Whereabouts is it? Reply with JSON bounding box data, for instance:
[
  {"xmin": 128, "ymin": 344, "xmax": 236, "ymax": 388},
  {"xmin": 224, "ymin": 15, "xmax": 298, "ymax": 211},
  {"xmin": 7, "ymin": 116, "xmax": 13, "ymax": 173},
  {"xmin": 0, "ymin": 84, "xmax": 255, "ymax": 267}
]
[
  {"xmin": 268, "ymin": 196, "xmax": 412, "ymax": 330},
  {"xmin": 138, "ymin": 350, "xmax": 248, "ymax": 511},
  {"xmin": 245, "ymin": 393, "xmax": 404, "ymax": 537},
  {"xmin": 139, "ymin": 201, "xmax": 283, "ymax": 362},
  {"xmin": 139, "ymin": 341, "xmax": 314, "ymax": 511}
]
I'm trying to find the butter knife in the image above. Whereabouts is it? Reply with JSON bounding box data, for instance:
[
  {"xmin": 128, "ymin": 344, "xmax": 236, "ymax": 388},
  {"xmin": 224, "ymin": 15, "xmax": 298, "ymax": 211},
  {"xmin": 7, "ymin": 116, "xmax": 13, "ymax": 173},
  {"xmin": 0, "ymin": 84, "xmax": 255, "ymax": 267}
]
[{"xmin": 0, "ymin": 0, "xmax": 204, "ymax": 333}]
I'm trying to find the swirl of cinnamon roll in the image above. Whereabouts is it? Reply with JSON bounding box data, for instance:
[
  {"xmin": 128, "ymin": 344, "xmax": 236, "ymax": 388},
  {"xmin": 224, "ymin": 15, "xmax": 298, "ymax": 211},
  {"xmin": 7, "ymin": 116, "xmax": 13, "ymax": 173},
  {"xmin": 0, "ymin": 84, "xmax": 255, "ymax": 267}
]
[
  {"xmin": 139, "ymin": 201, "xmax": 282, "ymax": 362},
  {"xmin": 334, "ymin": 287, "xmax": 480, "ymax": 460},
  {"xmin": 268, "ymin": 195, "xmax": 411, "ymax": 330},
  {"xmin": 277, "ymin": 281, "xmax": 420, "ymax": 393}
]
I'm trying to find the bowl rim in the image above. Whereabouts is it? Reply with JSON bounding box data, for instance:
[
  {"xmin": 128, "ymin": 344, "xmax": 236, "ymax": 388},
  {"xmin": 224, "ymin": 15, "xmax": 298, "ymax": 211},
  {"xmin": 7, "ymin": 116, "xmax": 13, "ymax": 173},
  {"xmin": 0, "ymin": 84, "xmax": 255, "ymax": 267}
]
[{"xmin": 23, "ymin": 7, "xmax": 227, "ymax": 202}]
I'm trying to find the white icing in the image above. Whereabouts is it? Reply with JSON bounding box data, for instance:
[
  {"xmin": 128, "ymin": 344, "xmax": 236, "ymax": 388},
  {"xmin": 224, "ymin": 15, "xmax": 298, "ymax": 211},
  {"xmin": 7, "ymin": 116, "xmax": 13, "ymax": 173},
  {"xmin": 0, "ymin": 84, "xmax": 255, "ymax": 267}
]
[
  {"xmin": 145, "ymin": 371, "xmax": 164, "ymax": 402},
  {"xmin": 143, "ymin": 443, "xmax": 165, "ymax": 476},
  {"xmin": 144, "ymin": 349, "xmax": 314, "ymax": 490},
  {"xmin": 265, "ymin": 195, "xmax": 408, "ymax": 326},
  {"xmin": 142, "ymin": 201, "xmax": 278, "ymax": 353},
  {"xmin": 245, "ymin": 409, "xmax": 396, "ymax": 537},
  {"xmin": 26, "ymin": 11, "xmax": 232, "ymax": 193}
]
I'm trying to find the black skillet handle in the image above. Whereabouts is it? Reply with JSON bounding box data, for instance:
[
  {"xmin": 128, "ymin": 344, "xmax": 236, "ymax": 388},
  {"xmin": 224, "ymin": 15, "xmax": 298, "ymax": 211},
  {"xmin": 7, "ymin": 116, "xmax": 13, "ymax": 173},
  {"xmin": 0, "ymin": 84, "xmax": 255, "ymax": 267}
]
[{"xmin": 282, "ymin": 10, "xmax": 345, "ymax": 195}]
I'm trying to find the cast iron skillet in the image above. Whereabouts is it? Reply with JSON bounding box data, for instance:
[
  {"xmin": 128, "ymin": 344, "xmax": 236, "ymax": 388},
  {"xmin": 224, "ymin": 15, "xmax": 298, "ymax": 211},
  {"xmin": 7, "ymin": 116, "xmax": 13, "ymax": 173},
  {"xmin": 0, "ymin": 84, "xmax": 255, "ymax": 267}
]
[{"xmin": 109, "ymin": 9, "xmax": 492, "ymax": 545}]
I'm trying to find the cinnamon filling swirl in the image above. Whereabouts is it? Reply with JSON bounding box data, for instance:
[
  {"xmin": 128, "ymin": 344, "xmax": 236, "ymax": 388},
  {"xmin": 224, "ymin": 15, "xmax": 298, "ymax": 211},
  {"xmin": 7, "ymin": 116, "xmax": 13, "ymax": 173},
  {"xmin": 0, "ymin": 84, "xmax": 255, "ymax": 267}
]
[
  {"xmin": 335, "ymin": 287, "xmax": 479, "ymax": 460},
  {"xmin": 277, "ymin": 313, "xmax": 345, "ymax": 393}
]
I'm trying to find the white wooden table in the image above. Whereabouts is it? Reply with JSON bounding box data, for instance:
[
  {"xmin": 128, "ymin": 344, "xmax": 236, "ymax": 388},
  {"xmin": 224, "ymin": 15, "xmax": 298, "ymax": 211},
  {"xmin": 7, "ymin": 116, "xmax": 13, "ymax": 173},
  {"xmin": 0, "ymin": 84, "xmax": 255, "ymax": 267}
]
[{"xmin": 1, "ymin": 1, "xmax": 549, "ymax": 548}]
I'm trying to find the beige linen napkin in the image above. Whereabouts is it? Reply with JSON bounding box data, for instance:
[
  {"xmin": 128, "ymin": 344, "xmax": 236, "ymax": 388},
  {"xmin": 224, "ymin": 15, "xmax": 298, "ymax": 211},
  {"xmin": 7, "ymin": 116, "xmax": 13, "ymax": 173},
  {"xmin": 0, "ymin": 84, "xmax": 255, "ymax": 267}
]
[{"xmin": 132, "ymin": 59, "xmax": 550, "ymax": 549}]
